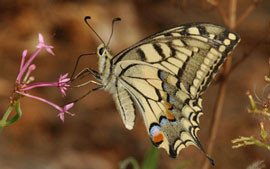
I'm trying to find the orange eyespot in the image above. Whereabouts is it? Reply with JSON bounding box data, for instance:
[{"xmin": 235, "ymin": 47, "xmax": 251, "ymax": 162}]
[
  {"xmin": 164, "ymin": 101, "xmax": 173, "ymax": 109},
  {"xmin": 153, "ymin": 132, "xmax": 164, "ymax": 143},
  {"xmin": 166, "ymin": 109, "xmax": 176, "ymax": 121},
  {"xmin": 164, "ymin": 101, "xmax": 176, "ymax": 121}
]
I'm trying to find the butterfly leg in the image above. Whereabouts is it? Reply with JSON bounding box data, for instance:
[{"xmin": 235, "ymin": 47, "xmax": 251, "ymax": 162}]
[
  {"xmin": 72, "ymin": 67, "xmax": 101, "ymax": 81},
  {"xmin": 68, "ymin": 68, "xmax": 104, "ymax": 103},
  {"xmin": 72, "ymin": 68, "xmax": 103, "ymax": 88}
]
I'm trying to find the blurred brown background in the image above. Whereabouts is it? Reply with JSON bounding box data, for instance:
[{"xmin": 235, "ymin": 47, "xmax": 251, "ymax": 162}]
[{"xmin": 0, "ymin": 0, "xmax": 270, "ymax": 169}]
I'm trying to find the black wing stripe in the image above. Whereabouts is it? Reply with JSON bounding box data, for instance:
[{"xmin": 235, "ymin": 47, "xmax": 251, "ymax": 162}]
[
  {"xmin": 119, "ymin": 78, "xmax": 160, "ymax": 123},
  {"xmin": 153, "ymin": 43, "xmax": 166, "ymax": 58},
  {"xmin": 137, "ymin": 48, "xmax": 146, "ymax": 61}
]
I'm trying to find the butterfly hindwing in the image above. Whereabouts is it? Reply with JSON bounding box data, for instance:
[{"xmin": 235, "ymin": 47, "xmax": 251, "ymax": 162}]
[{"xmin": 113, "ymin": 60, "xmax": 209, "ymax": 158}]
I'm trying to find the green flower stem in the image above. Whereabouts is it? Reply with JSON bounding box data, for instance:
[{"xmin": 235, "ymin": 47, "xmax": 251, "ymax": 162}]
[
  {"xmin": 260, "ymin": 122, "xmax": 268, "ymax": 141},
  {"xmin": 264, "ymin": 75, "xmax": 270, "ymax": 82},
  {"xmin": 246, "ymin": 92, "xmax": 258, "ymax": 112},
  {"xmin": 119, "ymin": 157, "xmax": 140, "ymax": 169},
  {"xmin": 247, "ymin": 108, "xmax": 270, "ymax": 117},
  {"xmin": 142, "ymin": 146, "xmax": 159, "ymax": 169},
  {"xmin": 232, "ymin": 136, "xmax": 270, "ymax": 151},
  {"xmin": 0, "ymin": 101, "xmax": 22, "ymax": 130},
  {"xmin": 0, "ymin": 105, "xmax": 13, "ymax": 130},
  {"xmin": 7, "ymin": 101, "xmax": 22, "ymax": 125},
  {"xmin": 1, "ymin": 105, "xmax": 14, "ymax": 122}
]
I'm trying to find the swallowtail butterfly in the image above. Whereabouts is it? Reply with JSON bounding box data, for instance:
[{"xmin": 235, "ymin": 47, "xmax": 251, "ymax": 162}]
[{"xmin": 83, "ymin": 17, "xmax": 240, "ymax": 164}]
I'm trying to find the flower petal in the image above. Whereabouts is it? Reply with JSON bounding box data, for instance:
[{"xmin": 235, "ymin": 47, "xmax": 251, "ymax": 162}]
[
  {"xmin": 58, "ymin": 73, "xmax": 70, "ymax": 97},
  {"xmin": 57, "ymin": 103, "xmax": 75, "ymax": 122},
  {"xmin": 62, "ymin": 73, "xmax": 69, "ymax": 79},
  {"xmin": 36, "ymin": 33, "xmax": 55, "ymax": 56},
  {"xmin": 38, "ymin": 33, "xmax": 44, "ymax": 44},
  {"xmin": 58, "ymin": 112, "xmax": 65, "ymax": 122},
  {"xmin": 64, "ymin": 103, "xmax": 74, "ymax": 111},
  {"xmin": 45, "ymin": 46, "xmax": 55, "ymax": 56}
]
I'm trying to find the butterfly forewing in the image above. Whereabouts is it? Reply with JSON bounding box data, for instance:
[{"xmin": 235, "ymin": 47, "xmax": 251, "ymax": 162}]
[
  {"xmin": 112, "ymin": 23, "xmax": 240, "ymax": 98},
  {"xmin": 99, "ymin": 23, "xmax": 240, "ymax": 160}
]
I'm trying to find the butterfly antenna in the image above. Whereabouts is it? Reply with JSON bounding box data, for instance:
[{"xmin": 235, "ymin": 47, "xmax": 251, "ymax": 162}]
[
  {"xmin": 84, "ymin": 16, "xmax": 105, "ymax": 44},
  {"xmin": 106, "ymin": 17, "xmax": 121, "ymax": 47},
  {"xmin": 70, "ymin": 52, "xmax": 96, "ymax": 80}
]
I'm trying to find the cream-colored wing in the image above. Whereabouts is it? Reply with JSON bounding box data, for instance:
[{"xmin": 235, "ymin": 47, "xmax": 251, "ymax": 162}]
[
  {"xmin": 113, "ymin": 82, "xmax": 136, "ymax": 130},
  {"xmin": 113, "ymin": 60, "xmax": 213, "ymax": 163},
  {"xmin": 112, "ymin": 23, "xmax": 240, "ymax": 98}
]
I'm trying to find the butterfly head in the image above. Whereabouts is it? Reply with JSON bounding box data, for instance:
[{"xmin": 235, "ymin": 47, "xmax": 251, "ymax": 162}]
[
  {"xmin": 97, "ymin": 43, "xmax": 114, "ymax": 81},
  {"xmin": 97, "ymin": 44, "xmax": 106, "ymax": 56},
  {"xmin": 97, "ymin": 43, "xmax": 112, "ymax": 58}
]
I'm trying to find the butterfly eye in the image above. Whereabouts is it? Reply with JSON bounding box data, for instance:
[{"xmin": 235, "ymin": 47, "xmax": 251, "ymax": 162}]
[{"xmin": 98, "ymin": 47, "xmax": 105, "ymax": 56}]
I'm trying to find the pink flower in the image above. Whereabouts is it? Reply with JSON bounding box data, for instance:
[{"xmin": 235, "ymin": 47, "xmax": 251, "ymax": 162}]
[
  {"xmin": 17, "ymin": 92, "xmax": 75, "ymax": 122},
  {"xmin": 21, "ymin": 73, "xmax": 71, "ymax": 97},
  {"xmin": 36, "ymin": 33, "xmax": 55, "ymax": 55},
  {"xmin": 17, "ymin": 34, "xmax": 54, "ymax": 83},
  {"xmin": 12, "ymin": 33, "xmax": 75, "ymax": 122},
  {"xmin": 57, "ymin": 103, "xmax": 75, "ymax": 122},
  {"xmin": 58, "ymin": 73, "xmax": 71, "ymax": 97}
]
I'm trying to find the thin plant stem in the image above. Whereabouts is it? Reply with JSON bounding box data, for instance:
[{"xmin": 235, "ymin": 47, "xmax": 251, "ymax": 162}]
[
  {"xmin": 1, "ymin": 105, "xmax": 14, "ymax": 123},
  {"xmin": 229, "ymin": 0, "xmax": 237, "ymax": 29},
  {"xmin": 202, "ymin": 0, "xmax": 237, "ymax": 168},
  {"xmin": 236, "ymin": 0, "xmax": 260, "ymax": 26},
  {"xmin": 119, "ymin": 157, "xmax": 140, "ymax": 169},
  {"xmin": 6, "ymin": 102, "xmax": 22, "ymax": 125},
  {"xmin": 201, "ymin": 62, "xmax": 230, "ymax": 169},
  {"xmin": 232, "ymin": 136, "xmax": 270, "ymax": 151},
  {"xmin": 17, "ymin": 91, "xmax": 62, "ymax": 112},
  {"xmin": 0, "ymin": 101, "xmax": 22, "ymax": 130},
  {"xmin": 217, "ymin": 5, "xmax": 229, "ymax": 26}
]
